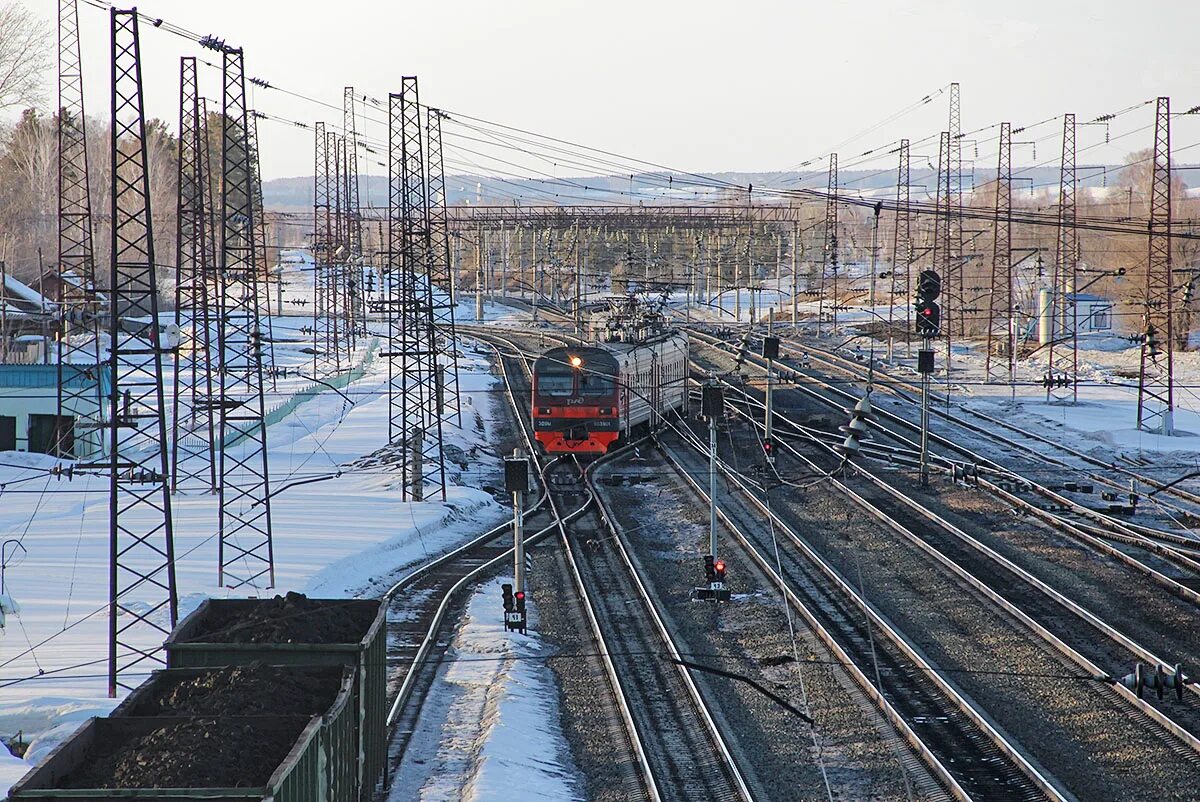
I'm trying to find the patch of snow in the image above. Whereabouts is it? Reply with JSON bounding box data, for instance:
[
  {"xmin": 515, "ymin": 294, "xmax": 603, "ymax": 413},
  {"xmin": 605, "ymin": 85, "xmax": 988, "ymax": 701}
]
[{"xmin": 394, "ymin": 578, "xmax": 583, "ymax": 802}]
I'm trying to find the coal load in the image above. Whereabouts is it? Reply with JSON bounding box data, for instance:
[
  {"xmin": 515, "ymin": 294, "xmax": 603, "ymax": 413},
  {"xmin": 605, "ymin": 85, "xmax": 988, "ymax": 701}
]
[
  {"xmin": 124, "ymin": 663, "xmax": 343, "ymax": 717},
  {"xmin": 182, "ymin": 591, "xmax": 376, "ymax": 644},
  {"xmin": 62, "ymin": 718, "xmax": 305, "ymax": 789}
]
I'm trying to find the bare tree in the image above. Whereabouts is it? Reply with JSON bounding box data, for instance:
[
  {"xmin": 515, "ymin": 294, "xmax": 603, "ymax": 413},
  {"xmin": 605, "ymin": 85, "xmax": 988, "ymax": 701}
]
[{"xmin": 0, "ymin": 2, "xmax": 50, "ymax": 112}]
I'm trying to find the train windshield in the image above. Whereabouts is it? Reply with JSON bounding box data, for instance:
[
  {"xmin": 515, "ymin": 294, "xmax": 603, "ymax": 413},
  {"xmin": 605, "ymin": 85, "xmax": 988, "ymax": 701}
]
[
  {"xmin": 537, "ymin": 372, "xmax": 574, "ymax": 397},
  {"xmin": 579, "ymin": 373, "xmax": 616, "ymax": 396}
]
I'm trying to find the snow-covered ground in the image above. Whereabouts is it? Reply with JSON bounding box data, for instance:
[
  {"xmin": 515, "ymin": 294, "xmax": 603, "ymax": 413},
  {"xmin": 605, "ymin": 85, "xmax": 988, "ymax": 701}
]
[
  {"xmin": 0, "ymin": 252, "xmax": 580, "ymax": 795},
  {"xmin": 391, "ymin": 579, "xmax": 583, "ymax": 802}
]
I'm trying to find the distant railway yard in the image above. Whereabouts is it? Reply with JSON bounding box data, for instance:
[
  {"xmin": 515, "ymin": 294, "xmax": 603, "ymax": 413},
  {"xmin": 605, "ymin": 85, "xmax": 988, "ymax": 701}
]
[{"xmin": 5, "ymin": 2, "xmax": 1200, "ymax": 799}]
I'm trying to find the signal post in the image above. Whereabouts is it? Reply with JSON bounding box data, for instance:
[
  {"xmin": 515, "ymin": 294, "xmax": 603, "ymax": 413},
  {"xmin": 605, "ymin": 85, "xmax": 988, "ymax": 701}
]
[
  {"xmin": 763, "ymin": 311, "xmax": 779, "ymax": 464},
  {"xmin": 698, "ymin": 383, "xmax": 731, "ymax": 602},
  {"xmin": 915, "ymin": 270, "xmax": 941, "ymax": 485},
  {"xmin": 503, "ymin": 451, "xmax": 530, "ymax": 633}
]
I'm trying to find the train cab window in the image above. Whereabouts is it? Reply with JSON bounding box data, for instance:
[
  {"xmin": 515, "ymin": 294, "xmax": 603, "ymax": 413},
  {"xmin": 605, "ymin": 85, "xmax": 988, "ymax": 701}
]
[
  {"xmin": 537, "ymin": 372, "xmax": 574, "ymax": 397},
  {"xmin": 580, "ymin": 374, "xmax": 615, "ymax": 396}
]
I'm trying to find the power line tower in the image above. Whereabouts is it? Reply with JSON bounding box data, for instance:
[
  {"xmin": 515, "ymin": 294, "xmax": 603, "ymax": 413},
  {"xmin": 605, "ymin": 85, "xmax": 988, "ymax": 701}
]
[
  {"xmin": 101, "ymin": 8, "xmax": 177, "ymax": 695},
  {"xmin": 817, "ymin": 153, "xmax": 838, "ymax": 337},
  {"xmin": 312, "ymin": 123, "xmax": 338, "ymax": 373},
  {"xmin": 217, "ymin": 45, "xmax": 274, "ymax": 589},
  {"xmin": 247, "ymin": 109, "xmax": 276, "ymax": 379},
  {"xmin": 934, "ymin": 131, "xmax": 952, "ymax": 367},
  {"xmin": 947, "ymin": 81, "xmax": 964, "ymax": 338},
  {"xmin": 985, "ymin": 122, "xmax": 1014, "ymax": 386},
  {"xmin": 388, "ymin": 78, "xmax": 446, "ymax": 502},
  {"xmin": 425, "ymin": 108, "xmax": 462, "ymax": 427},
  {"xmin": 332, "ymin": 133, "xmax": 348, "ymax": 358},
  {"xmin": 56, "ymin": 0, "xmax": 104, "ymax": 458},
  {"xmin": 344, "ymin": 87, "xmax": 363, "ymax": 347},
  {"xmin": 1046, "ymin": 113, "xmax": 1078, "ymax": 403},
  {"xmin": 1137, "ymin": 97, "xmax": 1174, "ymax": 434},
  {"xmin": 888, "ymin": 138, "xmax": 911, "ymax": 362},
  {"xmin": 170, "ymin": 56, "xmax": 217, "ymax": 494}
]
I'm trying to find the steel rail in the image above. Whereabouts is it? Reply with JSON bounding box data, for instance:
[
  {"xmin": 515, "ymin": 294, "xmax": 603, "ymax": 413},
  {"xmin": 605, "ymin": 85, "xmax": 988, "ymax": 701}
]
[
  {"xmin": 657, "ymin": 439, "xmax": 1052, "ymax": 802},
  {"xmin": 483, "ymin": 327, "xmax": 753, "ymax": 802},
  {"xmin": 702, "ymin": 367, "xmax": 1200, "ymax": 758},
  {"xmin": 687, "ymin": 329, "xmax": 1200, "ymax": 595}
]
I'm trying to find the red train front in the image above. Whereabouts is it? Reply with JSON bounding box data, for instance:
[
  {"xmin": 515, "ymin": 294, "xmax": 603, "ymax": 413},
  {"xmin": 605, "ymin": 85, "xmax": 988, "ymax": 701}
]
[{"xmin": 532, "ymin": 346, "xmax": 620, "ymax": 455}]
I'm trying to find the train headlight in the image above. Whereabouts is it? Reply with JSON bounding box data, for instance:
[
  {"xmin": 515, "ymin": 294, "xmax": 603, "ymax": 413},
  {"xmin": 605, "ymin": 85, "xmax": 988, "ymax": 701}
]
[{"xmin": 568, "ymin": 355, "xmax": 583, "ymax": 369}]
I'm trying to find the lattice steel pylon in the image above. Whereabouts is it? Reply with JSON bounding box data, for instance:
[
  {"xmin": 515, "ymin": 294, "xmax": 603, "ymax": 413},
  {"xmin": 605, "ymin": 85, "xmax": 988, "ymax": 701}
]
[
  {"xmin": 247, "ymin": 110, "xmax": 276, "ymax": 379},
  {"xmin": 985, "ymin": 123, "xmax": 1014, "ymax": 385},
  {"xmin": 332, "ymin": 133, "xmax": 347, "ymax": 357},
  {"xmin": 817, "ymin": 153, "xmax": 838, "ymax": 337},
  {"xmin": 947, "ymin": 81, "xmax": 965, "ymax": 338},
  {"xmin": 425, "ymin": 108, "xmax": 462, "ymax": 427},
  {"xmin": 312, "ymin": 123, "xmax": 339, "ymax": 373},
  {"xmin": 102, "ymin": 8, "xmax": 177, "ymax": 696},
  {"xmin": 887, "ymin": 139, "xmax": 911, "ymax": 360},
  {"xmin": 217, "ymin": 46, "xmax": 274, "ymax": 589},
  {"xmin": 934, "ymin": 131, "xmax": 952, "ymax": 370},
  {"xmin": 388, "ymin": 79, "xmax": 446, "ymax": 502},
  {"xmin": 1137, "ymin": 97, "xmax": 1175, "ymax": 434},
  {"xmin": 343, "ymin": 87, "xmax": 363, "ymax": 348},
  {"xmin": 170, "ymin": 56, "xmax": 217, "ymax": 494},
  {"xmin": 1046, "ymin": 114, "xmax": 1078, "ymax": 403},
  {"xmin": 56, "ymin": 0, "xmax": 104, "ymax": 458}
]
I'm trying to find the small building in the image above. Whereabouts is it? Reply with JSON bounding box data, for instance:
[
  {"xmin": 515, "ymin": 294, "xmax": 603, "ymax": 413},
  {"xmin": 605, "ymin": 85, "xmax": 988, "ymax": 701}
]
[
  {"xmin": 1069, "ymin": 292, "xmax": 1114, "ymax": 333},
  {"xmin": 0, "ymin": 364, "xmax": 109, "ymax": 457},
  {"xmin": 1037, "ymin": 289, "xmax": 1114, "ymax": 343}
]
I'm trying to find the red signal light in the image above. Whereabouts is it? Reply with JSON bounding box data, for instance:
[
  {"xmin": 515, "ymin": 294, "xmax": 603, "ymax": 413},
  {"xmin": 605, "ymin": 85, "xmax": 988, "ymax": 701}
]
[
  {"xmin": 515, "ymin": 591, "xmax": 525, "ymax": 601},
  {"xmin": 714, "ymin": 560, "xmax": 726, "ymax": 573}
]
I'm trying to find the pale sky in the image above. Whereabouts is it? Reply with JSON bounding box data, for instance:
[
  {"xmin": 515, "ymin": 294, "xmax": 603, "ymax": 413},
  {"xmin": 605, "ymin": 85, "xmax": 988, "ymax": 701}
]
[{"xmin": 31, "ymin": 0, "xmax": 1200, "ymax": 182}]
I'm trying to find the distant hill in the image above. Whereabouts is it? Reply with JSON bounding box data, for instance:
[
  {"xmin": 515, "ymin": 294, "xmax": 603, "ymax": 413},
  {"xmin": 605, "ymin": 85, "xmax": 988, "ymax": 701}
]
[{"xmin": 262, "ymin": 165, "xmax": 1155, "ymax": 211}]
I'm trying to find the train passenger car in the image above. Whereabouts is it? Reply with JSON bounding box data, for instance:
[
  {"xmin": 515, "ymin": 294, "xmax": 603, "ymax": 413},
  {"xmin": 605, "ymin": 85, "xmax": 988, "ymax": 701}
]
[{"xmin": 532, "ymin": 332, "xmax": 689, "ymax": 455}]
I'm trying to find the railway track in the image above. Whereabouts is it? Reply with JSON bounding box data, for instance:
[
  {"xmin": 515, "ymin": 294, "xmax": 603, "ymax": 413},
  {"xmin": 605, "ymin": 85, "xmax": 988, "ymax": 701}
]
[
  {"xmin": 753, "ymin": 329, "xmax": 1200, "ymax": 554},
  {"xmin": 472, "ymin": 322, "xmax": 991, "ymax": 799},
  {"xmin": 685, "ymin": 327, "xmax": 1200, "ymax": 600},
  {"xmin": 398, "ymin": 328, "xmax": 754, "ymax": 802},
  {"xmin": 656, "ymin": 430, "xmax": 1060, "ymax": 802},
  {"xmin": 680, "ymin": 335, "xmax": 1200, "ymax": 798},
  {"xmin": 466, "ymin": 311, "xmax": 1200, "ymax": 798}
]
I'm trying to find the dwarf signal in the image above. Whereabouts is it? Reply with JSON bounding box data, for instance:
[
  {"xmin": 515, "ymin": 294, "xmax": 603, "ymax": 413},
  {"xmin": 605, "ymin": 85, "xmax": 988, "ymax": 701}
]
[{"xmin": 696, "ymin": 554, "xmax": 731, "ymax": 601}]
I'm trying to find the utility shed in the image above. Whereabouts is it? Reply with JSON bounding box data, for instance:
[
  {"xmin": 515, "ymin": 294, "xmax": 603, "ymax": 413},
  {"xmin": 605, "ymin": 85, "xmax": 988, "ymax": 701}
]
[{"xmin": 0, "ymin": 364, "xmax": 109, "ymax": 457}]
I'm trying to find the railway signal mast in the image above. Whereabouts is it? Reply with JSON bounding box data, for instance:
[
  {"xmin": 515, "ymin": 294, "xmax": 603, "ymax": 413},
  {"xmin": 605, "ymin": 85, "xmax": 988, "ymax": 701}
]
[
  {"xmin": 697, "ymin": 382, "xmax": 731, "ymax": 602},
  {"xmin": 504, "ymin": 451, "xmax": 530, "ymax": 633},
  {"xmin": 915, "ymin": 269, "xmax": 941, "ymax": 484},
  {"xmin": 762, "ymin": 316, "xmax": 779, "ymax": 464}
]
